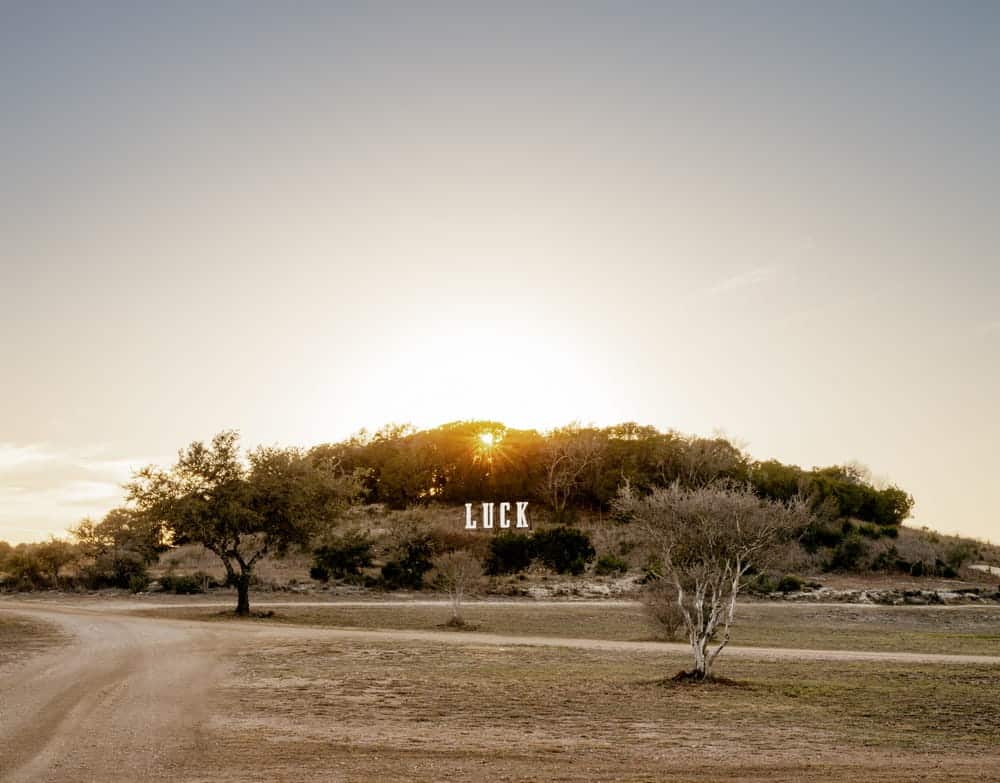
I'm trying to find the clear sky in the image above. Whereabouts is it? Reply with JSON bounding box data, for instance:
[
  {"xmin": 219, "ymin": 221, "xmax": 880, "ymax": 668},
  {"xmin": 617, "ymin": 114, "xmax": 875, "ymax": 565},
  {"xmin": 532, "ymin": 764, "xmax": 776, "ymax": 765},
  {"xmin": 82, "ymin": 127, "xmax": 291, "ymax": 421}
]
[{"xmin": 2, "ymin": 2, "xmax": 998, "ymax": 543}]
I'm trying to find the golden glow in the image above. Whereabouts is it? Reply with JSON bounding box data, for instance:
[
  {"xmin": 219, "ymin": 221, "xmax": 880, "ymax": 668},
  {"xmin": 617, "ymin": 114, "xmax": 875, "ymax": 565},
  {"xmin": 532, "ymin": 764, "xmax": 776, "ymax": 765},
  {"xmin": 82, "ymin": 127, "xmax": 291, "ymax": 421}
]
[{"xmin": 478, "ymin": 432, "xmax": 495, "ymax": 448}]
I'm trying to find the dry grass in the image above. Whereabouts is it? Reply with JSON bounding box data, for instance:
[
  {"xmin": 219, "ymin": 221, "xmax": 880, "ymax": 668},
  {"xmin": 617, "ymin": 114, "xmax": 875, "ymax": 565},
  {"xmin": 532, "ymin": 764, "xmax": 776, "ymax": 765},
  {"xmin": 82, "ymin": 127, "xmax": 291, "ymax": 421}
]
[
  {"xmin": 145, "ymin": 600, "xmax": 1000, "ymax": 657},
  {"xmin": 191, "ymin": 635, "xmax": 1000, "ymax": 782},
  {"xmin": 154, "ymin": 543, "xmax": 315, "ymax": 584}
]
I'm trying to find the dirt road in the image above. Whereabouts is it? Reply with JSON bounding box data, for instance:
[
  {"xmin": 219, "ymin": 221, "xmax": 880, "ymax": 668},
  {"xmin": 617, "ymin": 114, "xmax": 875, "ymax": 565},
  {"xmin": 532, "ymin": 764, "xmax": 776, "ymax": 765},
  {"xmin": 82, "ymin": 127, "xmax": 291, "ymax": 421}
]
[
  {"xmin": 0, "ymin": 605, "xmax": 229, "ymax": 782},
  {"xmin": 1, "ymin": 601, "xmax": 998, "ymax": 781}
]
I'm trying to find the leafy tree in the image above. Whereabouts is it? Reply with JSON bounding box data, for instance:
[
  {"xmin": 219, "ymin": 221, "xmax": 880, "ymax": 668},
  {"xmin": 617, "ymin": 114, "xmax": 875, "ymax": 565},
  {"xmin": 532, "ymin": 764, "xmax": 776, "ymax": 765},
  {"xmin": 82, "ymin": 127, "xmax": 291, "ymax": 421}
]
[
  {"xmin": 128, "ymin": 431, "xmax": 358, "ymax": 615},
  {"xmin": 73, "ymin": 507, "xmax": 165, "ymax": 565},
  {"xmin": 33, "ymin": 538, "xmax": 78, "ymax": 589}
]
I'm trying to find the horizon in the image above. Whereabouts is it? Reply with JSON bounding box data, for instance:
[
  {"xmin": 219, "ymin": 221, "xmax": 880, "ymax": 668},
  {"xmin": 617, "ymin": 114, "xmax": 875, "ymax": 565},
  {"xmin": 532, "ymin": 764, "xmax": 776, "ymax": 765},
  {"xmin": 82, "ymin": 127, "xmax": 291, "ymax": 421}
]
[{"xmin": 3, "ymin": 3, "xmax": 998, "ymax": 544}]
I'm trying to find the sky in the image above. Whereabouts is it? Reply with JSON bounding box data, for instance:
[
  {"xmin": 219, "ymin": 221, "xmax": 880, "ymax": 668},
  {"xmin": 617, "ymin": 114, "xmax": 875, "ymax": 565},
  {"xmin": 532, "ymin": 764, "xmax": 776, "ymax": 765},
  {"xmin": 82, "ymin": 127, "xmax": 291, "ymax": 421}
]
[{"xmin": 1, "ymin": 2, "xmax": 998, "ymax": 543}]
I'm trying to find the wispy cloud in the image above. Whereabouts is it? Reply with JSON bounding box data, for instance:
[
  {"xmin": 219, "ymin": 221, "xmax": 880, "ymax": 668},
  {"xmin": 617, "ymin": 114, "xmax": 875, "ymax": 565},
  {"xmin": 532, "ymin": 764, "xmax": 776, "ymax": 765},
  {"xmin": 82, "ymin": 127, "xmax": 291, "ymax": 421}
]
[
  {"xmin": 0, "ymin": 443, "xmax": 168, "ymax": 542},
  {"xmin": 706, "ymin": 265, "xmax": 779, "ymax": 295},
  {"xmin": 0, "ymin": 443, "xmax": 56, "ymax": 471}
]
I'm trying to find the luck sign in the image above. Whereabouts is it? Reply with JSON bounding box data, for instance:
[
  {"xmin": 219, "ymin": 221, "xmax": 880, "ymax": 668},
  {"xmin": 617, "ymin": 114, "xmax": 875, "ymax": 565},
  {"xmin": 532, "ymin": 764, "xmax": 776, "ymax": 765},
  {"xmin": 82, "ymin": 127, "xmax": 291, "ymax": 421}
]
[{"xmin": 464, "ymin": 501, "xmax": 530, "ymax": 530}]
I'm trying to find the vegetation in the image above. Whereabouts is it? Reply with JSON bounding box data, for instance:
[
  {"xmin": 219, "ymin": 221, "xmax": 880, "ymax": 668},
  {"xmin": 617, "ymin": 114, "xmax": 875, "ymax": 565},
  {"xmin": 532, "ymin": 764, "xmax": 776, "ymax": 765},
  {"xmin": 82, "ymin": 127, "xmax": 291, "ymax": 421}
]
[
  {"xmin": 483, "ymin": 532, "xmax": 534, "ymax": 575},
  {"xmin": 4, "ymin": 421, "xmax": 996, "ymax": 599},
  {"xmin": 318, "ymin": 421, "xmax": 913, "ymax": 529},
  {"xmin": 126, "ymin": 431, "xmax": 359, "ymax": 614},
  {"xmin": 310, "ymin": 532, "xmax": 374, "ymax": 582},
  {"xmin": 530, "ymin": 526, "xmax": 596, "ymax": 575},
  {"xmin": 431, "ymin": 550, "xmax": 483, "ymax": 626},
  {"xmin": 615, "ymin": 481, "xmax": 811, "ymax": 680}
]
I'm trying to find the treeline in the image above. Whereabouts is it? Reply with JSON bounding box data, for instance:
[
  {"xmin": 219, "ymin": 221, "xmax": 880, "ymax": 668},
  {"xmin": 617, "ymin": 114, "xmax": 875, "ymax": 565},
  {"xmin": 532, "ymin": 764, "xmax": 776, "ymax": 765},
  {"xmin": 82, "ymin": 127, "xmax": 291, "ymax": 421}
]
[
  {"xmin": 0, "ymin": 509, "xmax": 164, "ymax": 592},
  {"xmin": 316, "ymin": 420, "xmax": 914, "ymax": 527},
  {"xmin": 0, "ymin": 421, "xmax": 918, "ymax": 595}
]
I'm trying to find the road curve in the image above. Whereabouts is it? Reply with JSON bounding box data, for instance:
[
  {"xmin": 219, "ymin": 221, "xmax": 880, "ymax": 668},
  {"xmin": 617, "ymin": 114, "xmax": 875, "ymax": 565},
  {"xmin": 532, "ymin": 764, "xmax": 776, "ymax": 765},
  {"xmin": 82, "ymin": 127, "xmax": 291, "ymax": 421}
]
[{"xmin": 0, "ymin": 605, "xmax": 231, "ymax": 782}]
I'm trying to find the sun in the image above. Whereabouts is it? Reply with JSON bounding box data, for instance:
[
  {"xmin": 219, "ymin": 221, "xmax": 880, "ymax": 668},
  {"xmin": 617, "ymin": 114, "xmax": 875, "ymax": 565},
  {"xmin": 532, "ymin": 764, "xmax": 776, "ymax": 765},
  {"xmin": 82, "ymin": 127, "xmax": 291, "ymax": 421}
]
[{"xmin": 478, "ymin": 432, "xmax": 495, "ymax": 448}]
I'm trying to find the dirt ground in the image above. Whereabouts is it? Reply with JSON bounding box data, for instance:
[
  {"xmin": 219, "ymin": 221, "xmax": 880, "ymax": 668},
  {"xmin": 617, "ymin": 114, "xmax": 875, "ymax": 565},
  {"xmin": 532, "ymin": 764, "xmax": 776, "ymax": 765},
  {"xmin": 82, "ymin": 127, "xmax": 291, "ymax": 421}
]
[{"xmin": 1, "ymin": 596, "xmax": 998, "ymax": 782}]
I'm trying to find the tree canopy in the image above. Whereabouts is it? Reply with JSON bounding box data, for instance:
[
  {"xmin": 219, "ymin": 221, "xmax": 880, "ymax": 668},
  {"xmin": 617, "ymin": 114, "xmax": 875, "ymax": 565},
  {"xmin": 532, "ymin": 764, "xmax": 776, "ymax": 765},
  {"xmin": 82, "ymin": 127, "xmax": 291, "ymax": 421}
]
[
  {"xmin": 127, "ymin": 430, "xmax": 359, "ymax": 614},
  {"xmin": 317, "ymin": 420, "xmax": 913, "ymax": 526}
]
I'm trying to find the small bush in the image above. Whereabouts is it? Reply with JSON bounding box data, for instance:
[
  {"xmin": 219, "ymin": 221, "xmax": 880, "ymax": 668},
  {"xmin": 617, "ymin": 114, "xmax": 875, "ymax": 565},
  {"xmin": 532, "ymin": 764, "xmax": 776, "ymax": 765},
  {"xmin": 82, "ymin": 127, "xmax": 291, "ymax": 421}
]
[
  {"xmin": 531, "ymin": 527, "xmax": 595, "ymax": 575},
  {"xmin": 594, "ymin": 554, "xmax": 628, "ymax": 575},
  {"xmin": 380, "ymin": 533, "xmax": 435, "ymax": 590},
  {"xmin": 129, "ymin": 574, "xmax": 150, "ymax": 593},
  {"xmin": 746, "ymin": 573, "xmax": 776, "ymax": 594},
  {"xmin": 159, "ymin": 573, "xmax": 204, "ymax": 594},
  {"xmin": 484, "ymin": 533, "xmax": 534, "ymax": 575},
  {"xmin": 826, "ymin": 536, "xmax": 868, "ymax": 572},
  {"xmin": 776, "ymin": 574, "xmax": 804, "ymax": 593},
  {"xmin": 856, "ymin": 523, "xmax": 883, "ymax": 539},
  {"xmin": 311, "ymin": 532, "xmax": 374, "ymax": 582},
  {"xmin": 799, "ymin": 522, "xmax": 844, "ymax": 553}
]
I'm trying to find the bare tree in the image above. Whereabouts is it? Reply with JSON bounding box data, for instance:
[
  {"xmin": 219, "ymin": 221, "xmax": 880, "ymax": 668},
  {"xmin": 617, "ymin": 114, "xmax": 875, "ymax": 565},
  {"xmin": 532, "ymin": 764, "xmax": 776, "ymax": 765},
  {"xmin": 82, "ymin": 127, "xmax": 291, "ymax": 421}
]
[
  {"xmin": 615, "ymin": 481, "xmax": 809, "ymax": 680},
  {"xmin": 540, "ymin": 425, "xmax": 605, "ymax": 519},
  {"xmin": 432, "ymin": 550, "xmax": 483, "ymax": 627}
]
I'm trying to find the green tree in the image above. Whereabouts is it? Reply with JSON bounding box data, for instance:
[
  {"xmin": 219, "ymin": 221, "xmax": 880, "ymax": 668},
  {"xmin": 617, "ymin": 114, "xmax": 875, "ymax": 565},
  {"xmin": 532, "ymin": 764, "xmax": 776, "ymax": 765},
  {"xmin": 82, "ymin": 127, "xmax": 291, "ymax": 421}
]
[
  {"xmin": 128, "ymin": 431, "xmax": 357, "ymax": 615},
  {"xmin": 33, "ymin": 538, "xmax": 78, "ymax": 589}
]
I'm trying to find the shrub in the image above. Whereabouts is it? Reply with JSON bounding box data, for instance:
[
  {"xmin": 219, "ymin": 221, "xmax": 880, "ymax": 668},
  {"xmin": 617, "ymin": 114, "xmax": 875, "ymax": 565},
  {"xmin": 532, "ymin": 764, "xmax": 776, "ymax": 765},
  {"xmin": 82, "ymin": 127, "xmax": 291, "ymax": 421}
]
[
  {"xmin": 799, "ymin": 521, "xmax": 844, "ymax": 553},
  {"xmin": 484, "ymin": 533, "xmax": 534, "ymax": 575},
  {"xmin": 642, "ymin": 578, "xmax": 685, "ymax": 640},
  {"xmin": 129, "ymin": 574, "xmax": 150, "ymax": 593},
  {"xmin": 531, "ymin": 527, "xmax": 595, "ymax": 575},
  {"xmin": 594, "ymin": 554, "xmax": 628, "ymax": 575},
  {"xmin": 80, "ymin": 550, "xmax": 148, "ymax": 589},
  {"xmin": 776, "ymin": 574, "xmax": 804, "ymax": 593},
  {"xmin": 746, "ymin": 573, "xmax": 776, "ymax": 594},
  {"xmin": 826, "ymin": 536, "xmax": 868, "ymax": 572},
  {"xmin": 432, "ymin": 550, "xmax": 484, "ymax": 625},
  {"xmin": 310, "ymin": 532, "xmax": 374, "ymax": 582},
  {"xmin": 159, "ymin": 573, "xmax": 204, "ymax": 594},
  {"xmin": 380, "ymin": 532, "xmax": 435, "ymax": 590}
]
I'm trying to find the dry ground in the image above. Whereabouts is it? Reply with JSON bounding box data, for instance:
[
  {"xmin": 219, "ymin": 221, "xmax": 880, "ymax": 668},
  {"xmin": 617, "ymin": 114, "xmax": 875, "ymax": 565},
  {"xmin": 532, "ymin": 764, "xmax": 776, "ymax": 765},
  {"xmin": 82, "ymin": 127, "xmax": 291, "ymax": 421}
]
[
  {"xmin": 0, "ymin": 614, "xmax": 66, "ymax": 669},
  {"xmin": 1, "ymin": 597, "xmax": 998, "ymax": 782},
  {"xmin": 135, "ymin": 597, "xmax": 1000, "ymax": 656}
]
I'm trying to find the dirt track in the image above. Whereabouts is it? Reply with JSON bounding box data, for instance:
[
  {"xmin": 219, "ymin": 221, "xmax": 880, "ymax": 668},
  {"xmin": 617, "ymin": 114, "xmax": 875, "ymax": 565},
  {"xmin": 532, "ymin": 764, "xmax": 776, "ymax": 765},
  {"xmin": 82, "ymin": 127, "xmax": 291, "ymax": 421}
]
[{"xmin": 1, "ymin": 601, "xmax": 998, "ymax": 781}]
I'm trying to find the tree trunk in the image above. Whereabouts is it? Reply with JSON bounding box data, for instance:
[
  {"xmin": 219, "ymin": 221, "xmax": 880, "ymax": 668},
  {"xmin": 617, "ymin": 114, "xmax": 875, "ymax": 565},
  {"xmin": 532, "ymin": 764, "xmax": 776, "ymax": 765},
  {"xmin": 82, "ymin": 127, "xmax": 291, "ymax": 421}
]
[
  {"xmin": 235, "ymin": 574, "xmax": 251, "ymax": 616},
  {"xmin": 690, "ymin": 634, "xmax": 711, "ymax": 680}
]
